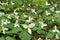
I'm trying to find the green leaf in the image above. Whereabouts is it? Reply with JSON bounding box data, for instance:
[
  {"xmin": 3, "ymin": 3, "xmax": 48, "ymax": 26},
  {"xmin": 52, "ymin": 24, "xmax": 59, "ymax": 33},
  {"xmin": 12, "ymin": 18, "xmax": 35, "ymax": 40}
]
[
  {"xmin": 19, "ymin": 31, "xmax": 31, "ymax": 40},
  {"xmin": 11, "ymin": 0, "xmax": 24, "ymax": 5},
  {"xmin": 0, "ymin": 26, "xmax": 2, "ymax": 32},
  {"xmin": 37, "ymin": 29, "xmax": 46, "ymax": 35},
  {"xmin": 32, "ymin": 0, "xmax": 48, "ymax": 5},
  {"xmin": 46, "ymin": 30, "xmax": 55, "ymax": 38},
  {"xmin": 6, "ymin": 36, "xmax": 15, "ymax": 40},
  {"xmin": 0, "ymin": 37, "xmax": 5, "ymax": 40},
  {"xmin": 57, "ymin": 32, "xmax": 60, "ymax": 37},
  {"xmin": 32, "ymin": 27, "xmax": 38, "ymax": 31},
  {"xmin": 6, "ymin": 27, "xmax": 22, "ymax": 33}
]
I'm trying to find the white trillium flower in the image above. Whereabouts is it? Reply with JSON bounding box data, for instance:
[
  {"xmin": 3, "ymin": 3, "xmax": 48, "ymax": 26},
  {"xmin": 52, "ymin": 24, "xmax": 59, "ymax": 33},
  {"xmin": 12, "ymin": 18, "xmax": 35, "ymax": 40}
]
[
  {"xmin": 46, "ymin": 1, "xmax": 50, "ymax": 6},
  {"xmin": 26, "ymin": 16, "xmax": 33, "ymax": 22},
  {"xmin": 1, "ymin": 19, "xmax": 10, "ymax": 25},
  {"xmin": 45, "ymin": 11, "xmax": 51, "ymax": 16},
  {"xmin": 53, "ymin": 26, "xmax": 59, "ymax": 33},
  {"xmin": 39, "ymin": 22, "xmax": 47, "ymax": 28},
  {"xmin": 14, "ymin": 20, "xmax": 19, "ymax": 27},
  {"xmin": 53, "ymin": 4, "xmax": 57, "ymax": 7},
  {"xmin": 2, "ymin": 26, "xmax": 8, "ymax": 34},
  {"xmin": 31, "ymin": 9, "xmax": 35, "ymax": 13},
  {"xmin": 11, "ymin": 2, "xmax": 15, "ymax": 5},
  {"xmin": 31, "ymin": 9, "xmax": 37, "ymax": 14},
  {"xmin": 22, "ymin": 23, "xmax": 35, "ymax": 34},
  {"xmin": 15, "ymin": 16, "xmax": 19, "ymax": 19},
  {"xmin": 0, "ymin": 12, "xmax": 4, "ymax": 17},
  {"xmin": 14, "ymin": 10, "xmax": 18, "ymax": 15},
  {"xmin": 0, "ymin": 2, "xmax": 8, "ymax": 5},
  {"xmin": 50, "ymin": 7, "xmax": 54, "ymax": 12}
]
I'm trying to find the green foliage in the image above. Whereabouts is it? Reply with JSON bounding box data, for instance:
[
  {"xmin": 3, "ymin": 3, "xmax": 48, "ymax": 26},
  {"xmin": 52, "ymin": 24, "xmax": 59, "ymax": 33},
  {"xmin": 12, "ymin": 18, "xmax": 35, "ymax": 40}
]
[
  {"xmin": 19, "ymin": 31, "xmax": 31, "ymax": 40},
  {"xmin": 0, "ymin": 0, "xmax": 60, "ymax": 40},
  {"xmin": 6, "ymin": 36, "xmax": 15, "ymax": 40}
]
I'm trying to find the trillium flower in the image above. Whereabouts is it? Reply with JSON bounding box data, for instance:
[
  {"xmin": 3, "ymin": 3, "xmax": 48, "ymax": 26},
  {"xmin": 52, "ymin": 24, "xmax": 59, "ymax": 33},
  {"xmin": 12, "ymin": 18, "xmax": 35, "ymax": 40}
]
[
  {"xmin": 11, "ymin": 2, "xmax": 15, "ymax": 5},
  {"xmin": 14, "ymin": 10, "xmax": 18, "ymax": 15},
  {"xmin": 0, "ymin": 12, "xmax": 4, "ymax": 17},
  {"xmin": 22, "ymin": 23, "xmax": 35, "ymax": 34},
  {"xmin": 15, "ymin": 16, "xmax": 19, "ymax": 19},
  {"xmin": 14, "ymin": 20, "xmax": 19, "ymax": 27},
  {"xmin": 31, "ymin": 9, "xmax": 35, "ymax": 13},
  {"xmin": 45, "ymin": 11, "xmax": 51, "ymax": 16},
  {"xmin": 50, "ymin": 7, "xmax": 54, "ymax": 12},
  {"xmin": 7, "ymin": 15, "xmax": 11, "ymax": 19},
  {"xmin": 46, "ymin": 1, "xmax": 50, "ymax": 6},
  {"xmin": 1, "ymin": 19, "xmax": 10, "ymax": 25},
  {"xmin": 39, "ymin": 22, "xmax": 47, "ymax": 28},
  {"xmin": 2, "ymin": 26, "xmax": 8, "ymax": 34},
  {"xmin": 31, "ymin": 9, "xmax": 37, "ymax": 14},
  {"xmin": 53, "ymin": 25, "xmax": 59, "ymax": 33},
  {"xmin": 53, "ymin": 4, "xmax": 57, "ymax": 7},
  {"xmin": 26, "ymin": 16, "xmax": 33, "ymax": 22},
  {"xmin": 0, "ymin": 2, "xmax": 8, "ymax": 5}
]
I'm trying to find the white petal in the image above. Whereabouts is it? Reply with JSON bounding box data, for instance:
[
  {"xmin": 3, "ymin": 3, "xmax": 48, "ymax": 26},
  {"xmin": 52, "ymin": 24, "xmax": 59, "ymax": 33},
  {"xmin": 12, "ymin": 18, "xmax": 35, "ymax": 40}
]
[
  {"xmin": 11, "ymin": 2, "xmax": 15, "ymax": 5},
  {"xmin": 4, "ymin": 28, "xmax": 8, "ymax": 30},
  {"xmin": 38, "ymin": 38, "xmax": 42, "ymax": 40},
  {"xmin": 41, "ymin": 25, "xmax": 44, "ymax": 28},
  {"xmin": 26, "ymin": 20, "xmax": 30, "ymax": 22},
  {"xmin": 29, "ymin": 23, "xmax": 35, "ymax": 28},
  {"xmin": 52, "ymin": 18, "xmax": 54, "ymax": 22},
  {"xmin": 2, "ymin": 26, "xmax": 5, "ymax": 34},
  {"xmin": 56, "ymin": 11, "xmax": 60, "ymax": 14},
  {"xmin": 24, "ymin": 15, "xmax": 27, "ymax": 17},
  {"xmin": 31, "ymin": 9, "xmax": 35, "ymax": 13},
  {"xmin": 22, "ymin": 24, "xmax": 27, "ymax": 29},
  {"xmin": 29, "ymin": 16, "xmax": 33, "ymax": 21},
  {"xmin": 56, "ymin": 34, "xmax": 59, "ymax": 39},
  {"xmin": 55, "ymin": 26, "xmax": 57, "ymax": 30},
  {"xmin": 43, "ymin": 24, "xmax": 47, "ymax": 26},
  {"xmin": 28, "ymin": 28, "xmax": 32, "ymax": 34},
  {"xmin": 54, "ymin": 4, "xmax": 57, "ymax": 7},
  {"xmin": 56, "ymin": 30, "xmax": 59, "ymax": 33},
  {"xmin": 46, "ymin": 1, "xmax": 50, "ymax": 6},
  {"xmin": 14, "ymin": 24, "xmax": 19, "ymax": 27},
  {"xmin": 50, "ymin": 7, "xmax": 54, "ymax": 11},
  {"xmin": 45, "ymin": 11, "xmax": 51, "ymax": 16},
  {"xmin": 40, "ymin": 22, "xmax": 47, "ymax": 28},
  {"xmin": 53, "ymin": 30, "xmax": 56, "ymax": 32}
]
